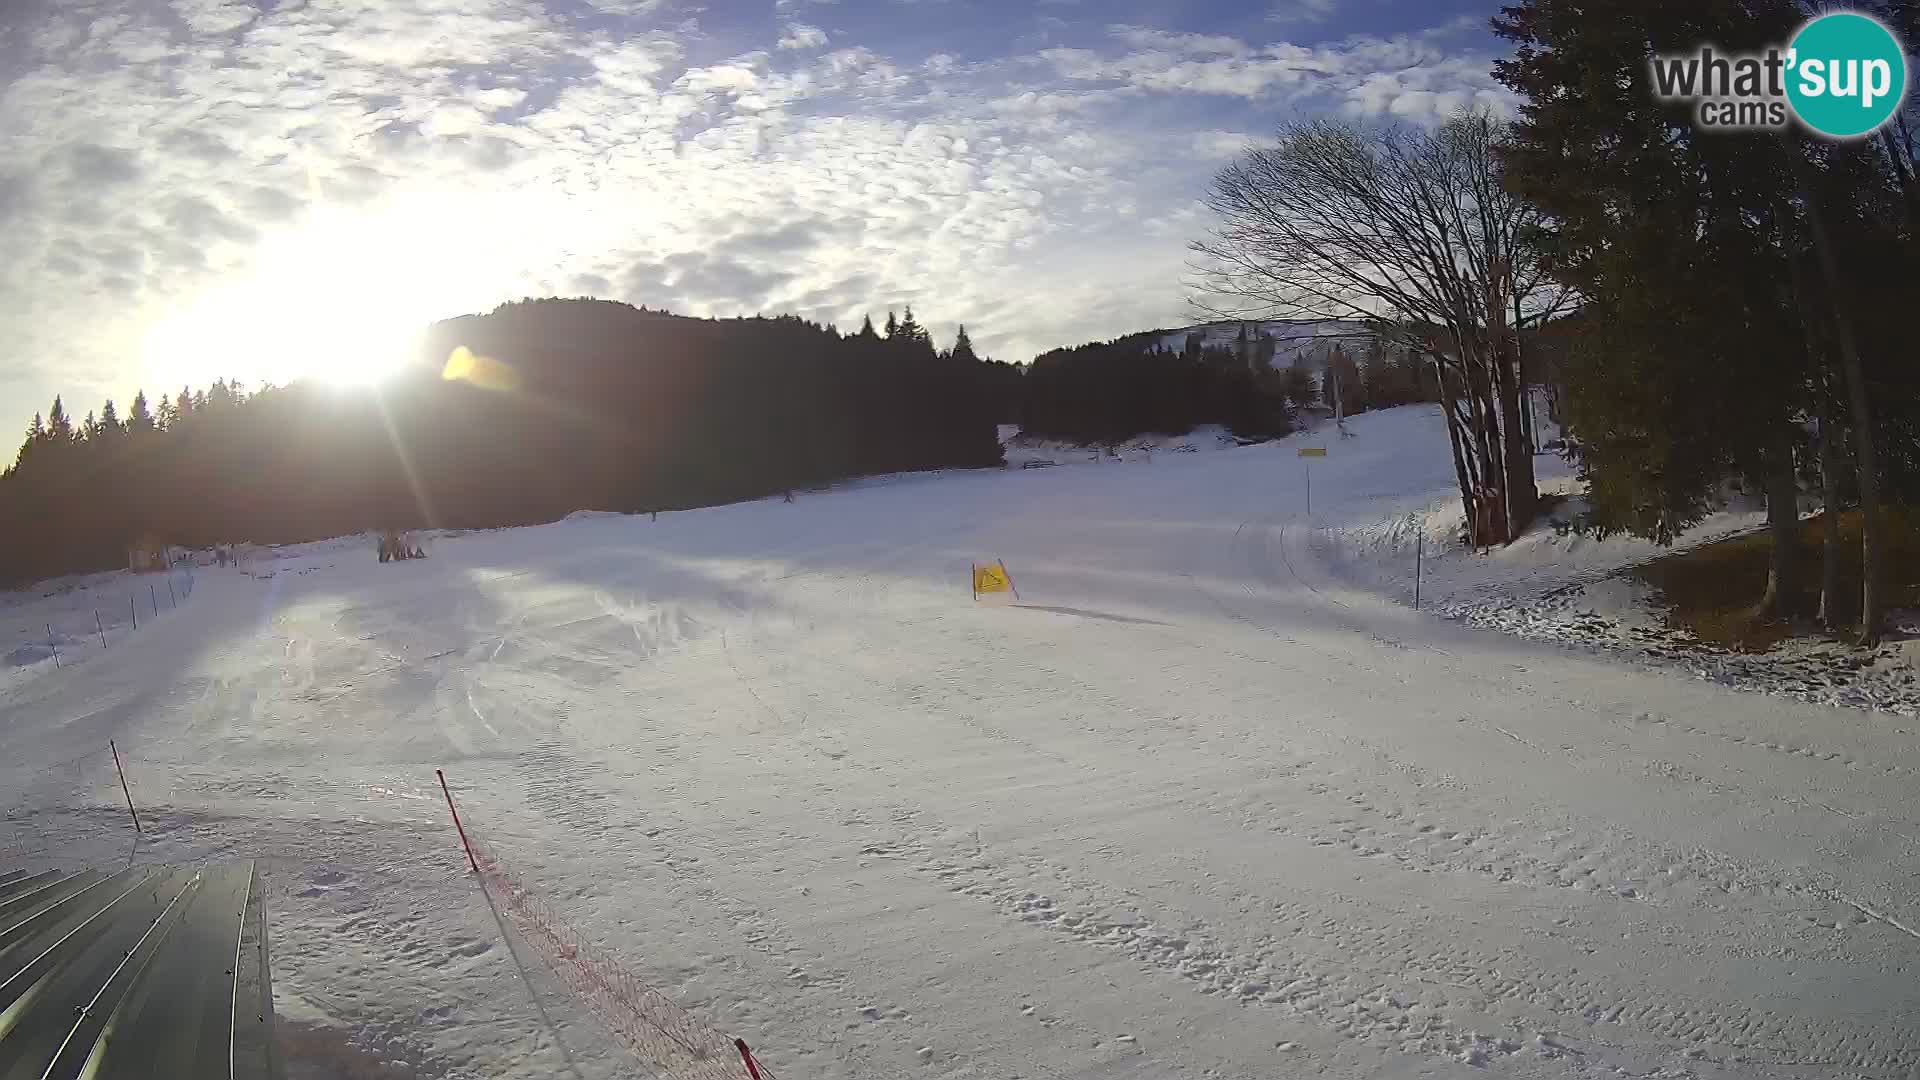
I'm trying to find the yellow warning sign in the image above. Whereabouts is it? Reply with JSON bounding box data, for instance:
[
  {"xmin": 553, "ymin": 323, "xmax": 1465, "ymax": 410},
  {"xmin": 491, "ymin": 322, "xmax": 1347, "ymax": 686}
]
[
  {"xmin": 973, "ymin": 560, "xmax": 1015, "ymax": 600},
  {"xmin": 1298, "ymin": 447, "xmax": 1328, "ymax": 458}
]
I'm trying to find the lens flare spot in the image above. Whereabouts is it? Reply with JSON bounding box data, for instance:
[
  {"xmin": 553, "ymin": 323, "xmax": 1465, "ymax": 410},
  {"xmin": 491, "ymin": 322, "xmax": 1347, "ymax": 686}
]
[{"xmin": 442, "ymin": 346, "xmax": 520, "ymax": 391}]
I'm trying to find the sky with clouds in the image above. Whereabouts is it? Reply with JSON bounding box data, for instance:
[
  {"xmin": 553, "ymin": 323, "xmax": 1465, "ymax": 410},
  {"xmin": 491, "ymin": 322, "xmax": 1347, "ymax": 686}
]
[{"xmin": 0, "ymin": 0, "xmax": 1515, "ymax": 436}]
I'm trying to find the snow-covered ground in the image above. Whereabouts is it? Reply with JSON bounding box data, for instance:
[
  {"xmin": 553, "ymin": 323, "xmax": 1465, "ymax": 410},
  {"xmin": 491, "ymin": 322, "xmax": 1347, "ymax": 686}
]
[
  {"xmin": 1309, "ymin": 454, "xmax": 1920, "ymax": 717},
  {"xmin": 5, "ymin": 404, "xmax": 1920, "ymax": 1079}
]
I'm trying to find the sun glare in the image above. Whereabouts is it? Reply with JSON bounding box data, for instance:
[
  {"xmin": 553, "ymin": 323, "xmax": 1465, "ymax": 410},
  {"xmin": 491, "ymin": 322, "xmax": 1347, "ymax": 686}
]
[{"xmin": 140, "ymin": 192, "xmax": 543, "ymax": 395}]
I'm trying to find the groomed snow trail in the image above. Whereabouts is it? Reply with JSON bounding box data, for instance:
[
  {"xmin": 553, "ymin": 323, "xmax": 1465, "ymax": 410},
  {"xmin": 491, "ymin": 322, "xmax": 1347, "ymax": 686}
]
[{"xmin": 4, "ymin": 406, "xmax": 1919, "ymax": 1079}]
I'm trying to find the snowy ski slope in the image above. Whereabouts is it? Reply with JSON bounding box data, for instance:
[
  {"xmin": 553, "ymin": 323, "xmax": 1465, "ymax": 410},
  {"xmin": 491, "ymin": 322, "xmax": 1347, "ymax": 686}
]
[{"xmin": 3, "ymin": 404, "xmax": 1917, "ymax": 1079}]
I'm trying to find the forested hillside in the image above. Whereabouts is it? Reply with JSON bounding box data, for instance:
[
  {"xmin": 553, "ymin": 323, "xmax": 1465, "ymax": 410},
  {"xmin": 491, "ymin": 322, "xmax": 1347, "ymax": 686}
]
[{"xmin": 1, "ymin": 299, "xmax": 1013, "ymax": 585}]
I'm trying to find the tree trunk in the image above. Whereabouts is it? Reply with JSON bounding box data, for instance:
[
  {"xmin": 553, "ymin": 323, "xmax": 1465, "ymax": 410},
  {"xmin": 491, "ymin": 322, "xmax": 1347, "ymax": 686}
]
[
  {"xmin": 1513, "ymin": 293, "xmax": 1537, "ymax": 454},
  {"xmin": 1433, "ymin": 353, "xmax": 1475, "ymax": 532},
  {"xmin": 1472, "ymin": 361, "xmax": 1508, "ymax": 542},
  {"xmin": 1817, "ymin": 393, "xmax": 1845, "ymax": 627},
  {"xmin": 1755, "ymin": 440, "xmax": 1799, "ymax": 621},
  {"xmin": 1453, "ymin": 335, "xmax": 1504, "ymax": 541},
  {"xmin": 1806, "ymin": 183, "xmax": 1885, "ymax": 646},
  {"xmin": 1493, "ymin": 335, "xmax": 1537, "ymax": 541}
]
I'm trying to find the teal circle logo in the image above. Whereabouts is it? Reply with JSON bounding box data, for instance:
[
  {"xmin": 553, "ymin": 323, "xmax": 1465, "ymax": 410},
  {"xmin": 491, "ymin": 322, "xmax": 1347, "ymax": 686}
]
[{"xmin": 1787, "ymin": 12, "xmax": 1908, "ymax": 138}]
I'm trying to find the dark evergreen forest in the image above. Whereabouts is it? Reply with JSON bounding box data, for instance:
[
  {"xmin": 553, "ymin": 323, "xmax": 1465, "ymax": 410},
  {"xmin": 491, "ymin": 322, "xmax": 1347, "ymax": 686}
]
[{"xmin": 1, "ymin": 299, "xmax": 1018, "ymax": 586}]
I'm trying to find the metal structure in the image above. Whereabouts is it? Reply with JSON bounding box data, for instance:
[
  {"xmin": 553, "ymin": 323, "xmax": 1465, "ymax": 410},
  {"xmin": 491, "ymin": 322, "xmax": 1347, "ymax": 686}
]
[{"xmin": 0, "ymin": 860, "xmax": 278, "ymax": 1079}]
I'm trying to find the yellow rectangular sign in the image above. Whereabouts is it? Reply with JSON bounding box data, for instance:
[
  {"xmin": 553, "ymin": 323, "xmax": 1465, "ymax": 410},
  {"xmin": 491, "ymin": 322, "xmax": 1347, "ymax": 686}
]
[
  {"xmin": 1298, "ymin": 447, "xmax": 1328, "ymax": 458},
  {"xmin": 973, "ymin": 561, "xmax": 1012, "ymax": 594}
]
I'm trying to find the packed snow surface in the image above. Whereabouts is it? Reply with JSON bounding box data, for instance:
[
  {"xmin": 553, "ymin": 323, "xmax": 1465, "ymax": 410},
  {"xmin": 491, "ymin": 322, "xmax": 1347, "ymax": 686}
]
[{"xmin": 5, "ymin": 405, "xmax": 1919, "ymax": 1079}]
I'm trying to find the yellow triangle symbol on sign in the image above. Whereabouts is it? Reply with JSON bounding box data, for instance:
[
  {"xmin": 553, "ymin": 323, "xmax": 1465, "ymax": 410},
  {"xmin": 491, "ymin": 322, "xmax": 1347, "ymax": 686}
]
[{"xmin": 974, "ymin": 563, "xmax": 1010, "ymax": 594}]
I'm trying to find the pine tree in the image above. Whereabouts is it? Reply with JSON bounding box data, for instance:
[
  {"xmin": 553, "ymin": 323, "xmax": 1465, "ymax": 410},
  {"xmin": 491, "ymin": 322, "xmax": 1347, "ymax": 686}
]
[
  {"xmin": 99, "ymin": 399, "xmax": 121, "ymax": 435},
  {"xmin": 175, "ymin": 387, "xmax": 193, "ymax": 420},
  {"xmin": 1281, "ymin": 358, "xmax": 1315, "ymax": 410},
  {"xmin": 1495, "ymin": 0, "xmax": 1817, "ymax": 613},
  {"xmin": 857, "ymin": 315, "xmax": 879, "ymax": 340},
  {"xmin": 15, "ymin": 413, "xmax": 44, "ymax": 467},
  {"xmin": 48, "ymin": 396, "xmax": 71, "ymax": 442},
  {"xmin": 951, "ymin": 325, "xmax": 980, "ymax": 364},
  {"xmin": 155, "ymin": 397, "xmax": 177, "ymax": 431},
  {"xmin": 82, "ymin": 410, "xmax": 99, "ymax": 441},
  {"xmin": 884, "ymin": 311, "xmax": 899, "ymax": 339},
  {"xmin": 896, "ymin": 306, "xmax": 930, "ymax": 346},
  {"xmin": 128, "ymin": 390, "xmax": 153, "ymax": 434},
  {"xmin": 1255, "ymin": 331, "xmax": 1276, "ymax": 372}
]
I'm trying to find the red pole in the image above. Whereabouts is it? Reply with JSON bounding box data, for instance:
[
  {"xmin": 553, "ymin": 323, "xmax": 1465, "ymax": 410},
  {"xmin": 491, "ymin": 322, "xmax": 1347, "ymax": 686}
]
[
  {"xmin": 735, "ymin": 1039, "xmax": 763, "ymax": 1080},
  {"xmin": 110, "ymin": 740, "xmax": 141, "ymax": 834},
  {"xmin": 436, "ymin": 769, "xmax": 480, "ymax": 874}
]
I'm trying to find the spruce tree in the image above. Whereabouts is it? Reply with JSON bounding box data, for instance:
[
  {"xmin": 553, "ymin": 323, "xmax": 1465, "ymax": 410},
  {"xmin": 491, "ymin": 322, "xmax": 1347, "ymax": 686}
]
[
  {"xmin": 48, "ymin": 396, "xmax": 71, "ymax": 442},
  {"xmin": 857, "ymin": 315, "xmax": 879, "ymax": 340},
  {"xmin": 952, "ymin": 325, "xmax": 980, "ymax": 364},
  {"xmin": 16, "ymin": 413, "xmax": 44, "ymax": 467},
  {"xmin": 1255, "ymin": 331, "xmax": 1276, "ymax": 372},
  {"xmin": 129, "ymin": 390, "xmax": 153, "ymax": 433},
  {"xmin": 884, "ymin": 311, "xmax": 899, "ymax": 339},
  {"xmin": 1495, "ymin": 0, "xmax": 1815, "ymax": 610},
  {"xmin": 896, "ymin": 306, "xmax": 931, "ymax": 348}
]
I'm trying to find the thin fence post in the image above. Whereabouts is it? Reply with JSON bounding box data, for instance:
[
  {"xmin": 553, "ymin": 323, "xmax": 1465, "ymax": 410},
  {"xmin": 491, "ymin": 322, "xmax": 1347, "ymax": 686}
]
[
  {"xmin": 48, "ymin": 624, "xmax": 59, "ymax": 669},
  {"xmin": 130, "ymin": 595, "xmax": 138, "ymax": 631},
  {"xmin": 436, "ymin": 769, "xmax": 481, "ymax": 874},
  {"xmin": 168, "ymin": 578, "xmax": 177, "ymax": 608},
  {"xmin": 735, "ymin": 1039, "xmax": 764, "ymax": 1080},
  {"xmin": 96, "ymin": 611, "xmax": 107, "ymax": 649},
  {"xmin": 1414, "ymin": 531, "xmax": 1423, "ymax": 611},
  {"xmin": 110, "ymin": 740, "xmax": 141, "ymax": 834},
  {"xmin": 151, "ymin": 583, "xmax": 158, "ymax": 615}
]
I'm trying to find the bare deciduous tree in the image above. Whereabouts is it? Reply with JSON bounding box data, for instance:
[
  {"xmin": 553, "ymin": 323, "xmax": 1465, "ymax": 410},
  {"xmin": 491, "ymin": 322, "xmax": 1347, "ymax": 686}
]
[{"xmin": 1190, "ymin": 109, "xmax": 1572, "ymax": 543}]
